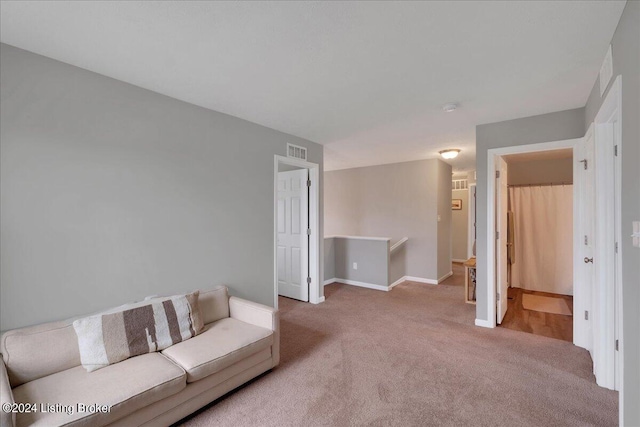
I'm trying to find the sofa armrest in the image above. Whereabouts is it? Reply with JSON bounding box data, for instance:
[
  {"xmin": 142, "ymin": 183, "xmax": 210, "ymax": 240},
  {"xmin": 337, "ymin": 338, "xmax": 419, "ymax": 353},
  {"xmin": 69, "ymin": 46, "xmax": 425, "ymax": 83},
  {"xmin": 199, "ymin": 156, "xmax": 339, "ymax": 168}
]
[
  {"xmin": 1, "ymin": 355, "xmax": 16, "ymax": 427},
  {"xmin": 228, "ymin": 297, "xmax": 280, "ymax": 367}
]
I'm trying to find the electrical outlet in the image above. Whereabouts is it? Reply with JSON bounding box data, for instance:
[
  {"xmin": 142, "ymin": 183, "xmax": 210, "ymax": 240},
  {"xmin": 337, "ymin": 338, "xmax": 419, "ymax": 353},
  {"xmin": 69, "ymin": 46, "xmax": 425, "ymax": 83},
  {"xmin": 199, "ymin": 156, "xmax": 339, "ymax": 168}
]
[{"xmin": 353, "ymin": 262, "xmax": 358, "ymax": 270}]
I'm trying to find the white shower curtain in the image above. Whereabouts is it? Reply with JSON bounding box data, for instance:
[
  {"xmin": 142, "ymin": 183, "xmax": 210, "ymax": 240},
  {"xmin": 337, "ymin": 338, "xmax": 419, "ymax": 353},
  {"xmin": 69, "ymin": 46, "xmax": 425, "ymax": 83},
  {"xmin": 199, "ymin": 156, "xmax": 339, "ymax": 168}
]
[{"xmin": 509, "ymin": 185, "xmax": 573, "ymax": 296}]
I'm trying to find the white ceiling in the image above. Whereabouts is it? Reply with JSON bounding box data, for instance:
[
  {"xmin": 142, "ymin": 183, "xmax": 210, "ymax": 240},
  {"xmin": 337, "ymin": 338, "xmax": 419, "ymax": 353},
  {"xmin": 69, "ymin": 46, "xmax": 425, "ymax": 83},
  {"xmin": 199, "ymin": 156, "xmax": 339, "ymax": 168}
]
[{"xmin": 0, "ymin": 1, "xmax": 626, "ymax": 172}]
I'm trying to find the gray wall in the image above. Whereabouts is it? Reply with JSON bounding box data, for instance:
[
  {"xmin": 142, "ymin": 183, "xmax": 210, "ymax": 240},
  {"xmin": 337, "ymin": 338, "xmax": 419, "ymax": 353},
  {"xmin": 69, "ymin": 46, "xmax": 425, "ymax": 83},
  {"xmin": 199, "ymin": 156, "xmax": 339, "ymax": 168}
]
[
  {"xmin": 323, "ymin": 172, "xmax": 360, "ymax": 236},
  {"xmin": 389, "ymin": 244, "xmax": 407, "ymax": 285},
  {"xmin": 324, "ymin": 237, "xmax": 336, "ymax": 281},
  {"xmin": 583, "ymin": 2, "xmax": 640, "ymax": 424},
  {"xmin": 437, "ymin": 160, "xmax": 453, "ymax": 279},
  {"xmin": 507, "ymin": 158, "xmax": 573, "ymax": 185},
  {"xmin": 325, "ymin": 159, "xmax": 450, "ymax": 281},
  {"xmin": 475, "ymin": 107, "xmax": 585, "ymax": 324},
  {"xmin": 329, "ymin": 237, "xmax": 390, "ymax": 287},
  {"xmin": 452, "ymin": 189, "xmax": 469, "ymax": 261},
  {"xmin": 0, "ymin": 44, "xmax": 324, "ymax": 331}
]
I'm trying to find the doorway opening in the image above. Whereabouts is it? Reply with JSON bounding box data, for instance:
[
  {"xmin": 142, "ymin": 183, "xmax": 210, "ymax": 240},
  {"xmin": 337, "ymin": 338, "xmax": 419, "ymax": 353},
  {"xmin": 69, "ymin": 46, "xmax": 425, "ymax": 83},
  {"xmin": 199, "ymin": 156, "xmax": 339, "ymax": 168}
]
[
  {"xmin": 497, "ymin": 148, "xmax": 575, "ymax": 342},
  {"xmin": 273, "ymin": 155, "xmax": 321, "ymax": 307}
]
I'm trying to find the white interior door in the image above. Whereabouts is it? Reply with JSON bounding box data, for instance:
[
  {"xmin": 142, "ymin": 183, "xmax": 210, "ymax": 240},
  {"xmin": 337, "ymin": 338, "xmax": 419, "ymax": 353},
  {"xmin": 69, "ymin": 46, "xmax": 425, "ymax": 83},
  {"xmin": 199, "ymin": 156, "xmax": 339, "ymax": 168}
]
[
  {"xmin": 594, "ymin": 122, "xmax": 618, "ymax": 390},
  {"xmin": 574, "ymin": 129, "xmax": 595, "ymax": 351},
  {"xmin": 277, "ymin": 169, "xmax": 309, "ymax": 302},
  {"xmin": 496, "ymin": 157, "xmax": 508, "ymax": 324}
]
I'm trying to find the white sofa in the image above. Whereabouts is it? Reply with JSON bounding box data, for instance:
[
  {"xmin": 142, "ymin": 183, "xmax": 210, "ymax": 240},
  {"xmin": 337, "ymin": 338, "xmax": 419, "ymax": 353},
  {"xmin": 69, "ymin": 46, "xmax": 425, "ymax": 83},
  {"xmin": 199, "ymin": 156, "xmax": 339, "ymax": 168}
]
[{"xmin": 0, "ymin": 287, "xmax": 279, "ymax": 427}]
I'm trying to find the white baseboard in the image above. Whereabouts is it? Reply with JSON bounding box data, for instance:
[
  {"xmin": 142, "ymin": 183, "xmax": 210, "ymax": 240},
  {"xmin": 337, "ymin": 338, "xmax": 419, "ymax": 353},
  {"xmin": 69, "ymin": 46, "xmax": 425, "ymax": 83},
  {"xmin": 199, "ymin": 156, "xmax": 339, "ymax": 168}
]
[
  {"xmin": 325, "ymin": 275, "xmax": 447, "ymax": 292},
  {"xmin": 325, "ymin": 277, "xmax": 390, "ymax": 292},
  {"xmin": 336, "ymin": 279, "xmax": 389, "ymax": 292},
  {"xmin": 403, "ymin": 276, "xmax": 438, "ymax": 285},
  {"xmin": 317, "ymin": 296, "xmax": 325, "ymax": 303},
  {"xmin": 438, "ymin": 271, "xmax": 453, "ymax": 283},
  {"xmin": 475, "ymin": 318, "xmax": 494, "ymax": 328},
  {"xmin": 388, "ymin": 277, "xmax": 405, "ymax": 289}
]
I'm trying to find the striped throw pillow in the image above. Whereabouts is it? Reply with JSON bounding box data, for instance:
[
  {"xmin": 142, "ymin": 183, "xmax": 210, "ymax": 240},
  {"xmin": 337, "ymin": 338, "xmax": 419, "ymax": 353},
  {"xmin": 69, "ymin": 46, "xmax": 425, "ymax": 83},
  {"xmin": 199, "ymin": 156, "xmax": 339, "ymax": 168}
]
[{"xmin": 73, "ymin": 291, "xmax": 203, "ymax": 372}]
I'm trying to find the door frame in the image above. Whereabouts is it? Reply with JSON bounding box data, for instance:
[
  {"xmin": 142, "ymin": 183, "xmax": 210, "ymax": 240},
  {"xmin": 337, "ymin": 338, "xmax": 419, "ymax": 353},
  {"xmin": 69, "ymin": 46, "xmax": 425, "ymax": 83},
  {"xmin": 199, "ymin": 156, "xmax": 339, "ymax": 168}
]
[
  {"xmin": 485, "ymin": 137, "xmax": 580, "ymax": 328},
  {"xmin": 273, "ymin": 155, "xmax": 321, "ymax": 307},
  {"xmin": 467, "ymin": 184, "xmax": 476, "ymax": 259}
]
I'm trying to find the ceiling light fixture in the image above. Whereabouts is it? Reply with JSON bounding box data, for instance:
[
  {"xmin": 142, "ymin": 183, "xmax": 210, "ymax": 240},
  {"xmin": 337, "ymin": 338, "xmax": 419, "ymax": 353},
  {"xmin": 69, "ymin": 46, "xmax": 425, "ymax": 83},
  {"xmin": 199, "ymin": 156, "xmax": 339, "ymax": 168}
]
[
  {"xmin": 439, "ymin": 149, "xmax": 461, "ymax": 160},
  {"xmin": 442, "ymin": 103, "xmax": 458, "ymax": 112}
]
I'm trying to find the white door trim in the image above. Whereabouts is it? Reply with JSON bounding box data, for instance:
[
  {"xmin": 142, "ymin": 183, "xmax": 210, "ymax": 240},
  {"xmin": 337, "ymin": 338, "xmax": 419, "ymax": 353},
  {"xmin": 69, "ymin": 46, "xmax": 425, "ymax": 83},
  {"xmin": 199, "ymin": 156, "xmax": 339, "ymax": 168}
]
[
  {"xmin": 273, "ymin": 155, "xmax": 321, "ymax": 308},
  {"xmin": 484, "ymin": 137, "xmax": 581, "ymax": 329},
  {"xmin": 468, "ymin": 184, "xmax": 476, "ymax": 259}
]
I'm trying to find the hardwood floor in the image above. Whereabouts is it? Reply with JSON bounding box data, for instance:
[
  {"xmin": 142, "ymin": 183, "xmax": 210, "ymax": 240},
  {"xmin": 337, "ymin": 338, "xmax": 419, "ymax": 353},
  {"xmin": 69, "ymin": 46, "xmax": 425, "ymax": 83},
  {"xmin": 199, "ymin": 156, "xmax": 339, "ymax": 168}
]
[
  {"xmin": 499, "ymin": 287, "xmax": 573, "ymax": 342},
  {"xmin": 443, "ymin": 262, "xmax": 573, "ymax": 342}
]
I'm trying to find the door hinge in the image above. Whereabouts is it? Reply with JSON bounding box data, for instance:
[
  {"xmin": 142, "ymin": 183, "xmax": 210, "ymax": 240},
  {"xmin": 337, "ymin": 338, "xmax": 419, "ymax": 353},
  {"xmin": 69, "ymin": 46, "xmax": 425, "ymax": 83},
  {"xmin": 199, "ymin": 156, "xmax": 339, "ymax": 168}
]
[
  {"xmin": 615, "ymin": 339, "xmax": 619, "ymax": 351},
  {"xmin": 614, "ymin": 145, "xmax": 618, "ymax": 156},
  {"xmin": 584, "ymin": 235, "xmax": 588, "ymax": 245},
  {"xmin": 496, "ymin": 293, "xmax": 500, "ymax": 302},
  {"xmin": 495, "ymin": 170, "xmax": 500, "ymax": 179},
  {"xmin": 307, "ymin": 228, "xmax": 311, "ymax": 236},
  {"xmin": 615, "ymin": 242, "xmax": 618, "ymax": 253},
  {"xmin": 307, "ymin": 179, "xmax": 311, "ymax": 187},
  {"xmin": 306, "ymin": 277, "xmax": 311, "ymax": 284},
  {"xmin": 585, "ymin": 310, "xmax": 589, "ymax": 320},
  {"xmin": 496, "ymin": 231, "xmax": 499, "ymax": 240},
  {"xmin": 579, "ymin": 159, "xmax": 588, "ymax": 170}
]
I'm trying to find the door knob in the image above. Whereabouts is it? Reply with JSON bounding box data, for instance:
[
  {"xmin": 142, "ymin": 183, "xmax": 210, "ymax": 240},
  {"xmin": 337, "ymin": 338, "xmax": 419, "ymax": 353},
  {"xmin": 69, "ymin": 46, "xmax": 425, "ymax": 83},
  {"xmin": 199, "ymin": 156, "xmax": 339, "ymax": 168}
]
[{"xmin": 584, "ymin": 257, "xmax": 593, "ymax": 264}]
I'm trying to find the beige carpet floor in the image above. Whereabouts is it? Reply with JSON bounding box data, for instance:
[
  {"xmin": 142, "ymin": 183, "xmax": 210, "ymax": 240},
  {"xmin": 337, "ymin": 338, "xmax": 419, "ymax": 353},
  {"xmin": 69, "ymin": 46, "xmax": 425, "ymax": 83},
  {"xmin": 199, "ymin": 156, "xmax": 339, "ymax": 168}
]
[{"xmin": 178, "ymin": 268, "xmax": 618, "ymax": 426}]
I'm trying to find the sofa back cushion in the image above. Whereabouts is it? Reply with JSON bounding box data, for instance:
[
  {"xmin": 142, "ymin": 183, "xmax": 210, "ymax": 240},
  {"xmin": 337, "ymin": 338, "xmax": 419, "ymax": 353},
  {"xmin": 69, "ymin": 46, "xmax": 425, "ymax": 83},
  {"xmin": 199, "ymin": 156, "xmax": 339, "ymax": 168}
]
[
  {"xmin": 1, "ymin": 320, "xmax": 81, "ymax": 388},
  {"xmin": 199, "ymin": 286, "xmax": 230, "ymax": 324}
]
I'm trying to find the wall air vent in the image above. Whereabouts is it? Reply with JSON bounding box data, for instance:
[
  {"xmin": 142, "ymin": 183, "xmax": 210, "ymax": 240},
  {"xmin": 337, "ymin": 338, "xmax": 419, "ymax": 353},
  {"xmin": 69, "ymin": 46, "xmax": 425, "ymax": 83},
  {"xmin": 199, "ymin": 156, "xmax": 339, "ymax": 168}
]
[
  {"xmin": 287, "ymin": 143, "xmax": 307, "ymax": 161},
  {"xmin": 452, "ymin": 179, "xmax": 468, "ymax": 190}
]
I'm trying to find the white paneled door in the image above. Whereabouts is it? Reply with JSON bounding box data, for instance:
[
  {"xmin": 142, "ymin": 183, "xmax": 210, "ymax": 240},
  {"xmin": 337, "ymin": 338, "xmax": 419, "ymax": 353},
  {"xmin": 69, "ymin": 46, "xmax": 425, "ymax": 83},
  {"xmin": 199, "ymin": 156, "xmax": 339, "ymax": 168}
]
[
  {"xmin": 574, "ymin": 126, "xmax": 595, "ymax": 352},
  {"xmin": 277, "ymin": 169, "xmax": 309, "ymax": 302},
  {"xmin": 496, "ymin": 156, "xmax": 509, "ymax": 324}
]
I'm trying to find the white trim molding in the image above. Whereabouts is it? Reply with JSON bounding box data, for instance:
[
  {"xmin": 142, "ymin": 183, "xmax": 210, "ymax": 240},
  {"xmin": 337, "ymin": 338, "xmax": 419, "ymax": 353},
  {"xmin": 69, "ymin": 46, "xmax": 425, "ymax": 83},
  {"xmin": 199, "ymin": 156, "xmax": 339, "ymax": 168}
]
[
  {"xmin": 326, "ymin": 278, "xmax": 390, "ymax": 292},
  {"xmin": 403, "ymin": 276, "xmax": 438, "ymax": 285},
  {"xmin": 325, "ymin": 274, "xmax": 445, "ymax": 291},
  {"xmin": 390, "ymin": 237, "xmax": 409, "ymax": 253},
  {"xmin": 389, "ymin": 277, "xmax": 405, "ymax": 289},
  {"xmin": 438, "ymin": 271, "xmax": 453, "ymax": 283},
  {"xmin": 324, "ymin": 235, "xmax": 391, "ymax": 242},
  {"xmin": 475, "ymin": 318, "xmax": 493, "ymax": 328}
]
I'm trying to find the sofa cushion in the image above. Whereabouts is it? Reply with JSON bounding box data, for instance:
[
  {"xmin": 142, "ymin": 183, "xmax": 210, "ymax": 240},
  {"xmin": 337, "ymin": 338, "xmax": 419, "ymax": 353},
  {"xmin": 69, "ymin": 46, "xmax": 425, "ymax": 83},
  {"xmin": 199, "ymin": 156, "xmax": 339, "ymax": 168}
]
[
  {"xmin": 73, "ymin": 292, "xmax": 203, "ymax": 372},
  {"xmin": 1, "ymin": 320, "xmax": 81, "ymax": 388},
  {"xmin": 11, "ymin": 353, "xmax": 186, "ymax": 427},
  {"xmin": 199, "ymin": 286, "xmax": 230, "ymax": 324},
  {"xmin": 161, "ymin": 317, "xmax": 273, "ymax": 383}
]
